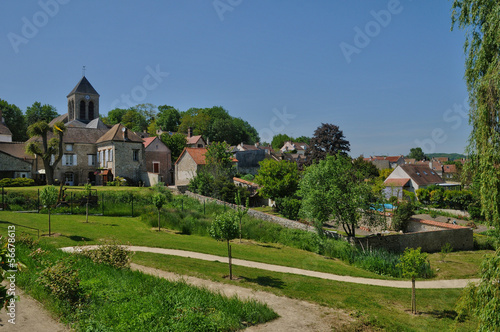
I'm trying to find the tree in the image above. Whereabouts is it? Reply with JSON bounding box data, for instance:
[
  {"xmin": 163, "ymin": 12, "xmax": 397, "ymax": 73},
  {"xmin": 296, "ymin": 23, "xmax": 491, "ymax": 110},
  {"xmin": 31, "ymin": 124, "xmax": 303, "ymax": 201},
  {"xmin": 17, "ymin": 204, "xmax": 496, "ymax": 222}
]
[
  {"xmin": 298, "ymin": 154, "xmax": 375, "ymax": 237},
  {"xmin": 103, "ymin": 108, "xmax": 128, "ymax": 126},
  {"xmin": 152, "ymin": 193, "xmax": 167, "ymax": 231},
  {"xmin": 452, "ymin": 0, "xmax": 500, "ymax": 229},
  {"xmin": 121, "ymin": 109, "xmax": 147, "ymax": 132},
  {"xmin": 455, "ymin": 248, "xmax": 500, "ymax": 330},
  {"xmin": 40, "ymin": 186, "xmax": 58, "ymax": 236},
  {"xmin": 156, "ymin": 105, "xmax": 181, "ymax": 132},
  {"xmin": 353, "ymin": 156, "xmax": 379, "ymax": 179},
  {"xmin": 271, "ymin": 133, "xmax": 294, "ymax": 150},
  {"xmin": 306, "ymin": 123, "xmax": 350, "ymax": 165},
  {"xmin": 0, "ymin": 99, "xmax": 27, "ymax": 141},
  {"xmin": 254, "ymin": 159, "xmax": 300, "ymax": 200},
  {"xmin": 209, "ymin": 211, "xmax": 239, "ymax": 280},
  {"xmin": 160, "ymin": 132, "xmax": 187, "ymax": 162},
  {"xmin": 408, "ymin": 147, "xmax": 426, "ymax": 161},
  {"xmin": 295, "ymin": 136, "xmax": 311, "ymax": 145},
  {"xmin": 25, "ymin": 121, "xmax": 66, "ymax": 185},
  {"xmin": 235, "ymin": 191, "xmax": 249, "ymax": 243},
  {"xmin": 204, "ymin": 141, "xmax": 235, "ymax": 199},
  {"xmin": 25, "ymin": 102, "xmax": 58, "ymax": 127},
  {"xmin": 396, "ymin": 247, "xmax": 429, "ymax": 314}
]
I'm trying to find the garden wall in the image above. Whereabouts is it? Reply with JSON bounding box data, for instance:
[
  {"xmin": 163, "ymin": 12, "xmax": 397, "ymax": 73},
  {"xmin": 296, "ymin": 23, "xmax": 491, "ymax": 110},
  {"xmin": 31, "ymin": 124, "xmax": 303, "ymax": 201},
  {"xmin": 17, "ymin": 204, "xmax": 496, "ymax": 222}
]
[
  {"xmin": 355, "ymin": 219, "xmax": 473, "ymax": 253},
  {"xmin": 184, "ymin": 191, "xmax": 315, "ymax": 232}
]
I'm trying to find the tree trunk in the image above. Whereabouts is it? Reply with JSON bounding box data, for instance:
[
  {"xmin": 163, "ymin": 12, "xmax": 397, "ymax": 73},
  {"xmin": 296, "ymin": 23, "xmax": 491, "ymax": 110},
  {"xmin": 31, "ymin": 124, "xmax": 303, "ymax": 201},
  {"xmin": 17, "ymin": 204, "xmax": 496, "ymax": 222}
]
[
  {"xmin": 412, "ymin": 278, "xmax": 416, "ymax": 314},
  {"xmin": 227, "ymin": 240, "xmax": 232, "ymax": 280},
  {"xmin": 239, "ymin": 218, "xmax": 242, "ymax": 243},
  {"xmin": 48, "ymin": 208, "xmax": 51, "ymax": 237},
  {"xmin": 86, "ymin": 199, "xmax": 89, "ymax": 223},
  {"xmin": 158, "ymin": 210, "xmax": 161, "ymax": 231},
  {"xmin": 45, "ymin": 162, "xmax": 55, "ymax": 185}
]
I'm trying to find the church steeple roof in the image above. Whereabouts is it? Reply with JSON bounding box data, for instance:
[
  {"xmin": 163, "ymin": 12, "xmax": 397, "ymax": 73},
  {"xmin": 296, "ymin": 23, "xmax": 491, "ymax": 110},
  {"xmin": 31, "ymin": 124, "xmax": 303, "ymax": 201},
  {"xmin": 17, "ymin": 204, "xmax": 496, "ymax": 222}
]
[{"xmin": 67, "ymin": 76, "xmax": 99, "ymax": 97}]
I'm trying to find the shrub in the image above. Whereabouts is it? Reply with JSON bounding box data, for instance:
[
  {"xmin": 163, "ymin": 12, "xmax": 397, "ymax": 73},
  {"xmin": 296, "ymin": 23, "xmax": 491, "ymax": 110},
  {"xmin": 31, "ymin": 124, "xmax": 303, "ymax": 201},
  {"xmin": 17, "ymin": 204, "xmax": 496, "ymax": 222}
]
[
  {"xmin": 392, "ymin": 201, "xmax": 415, "ymax": 232},
  {"xmin": 80, "ymin": 243, "xmax": 132, "ymax": 269},
  {"xmin": 16, "ymin": 232, "xmax": 38, "ymax": 248},
  {"xmin": 241, "ymin": 174, "xmax": 255, "ymax": 182},
  {"xmin": 0, "ymin": 178, "xmax": 35, "ymax": 187},
  {"xmin": 275, "ymin": 196, "xmax": 301, "ymax": 220},
  {"xmin": 38, "ymin": 258, "xmax": 82, "ymax": 303}
]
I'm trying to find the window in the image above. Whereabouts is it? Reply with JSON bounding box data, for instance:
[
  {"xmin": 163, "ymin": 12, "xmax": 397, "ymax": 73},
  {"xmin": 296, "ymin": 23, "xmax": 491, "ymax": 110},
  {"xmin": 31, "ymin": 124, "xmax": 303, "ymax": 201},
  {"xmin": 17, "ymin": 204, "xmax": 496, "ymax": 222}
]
[
  {"xmin": 109, "ymin": 149, "xmax": 113, "ymax": 161},
  {"xmin": 79, "ymin": 100, "xmax": 86, "ymax": 119},
  {"xmin": 89, "ymin": 101, "xmax": 94, "ymax": 120},
  {"xmin": 66, "ymin": 144, "xmax": 73, "ymax": 151},
  {"xmin": 105, "ymin": 149, "xmax": 109, "ymax": 164},
  {"xmin": 153, "ymin": 162, "xmax": 160, "ymax": 173},
  {"xmin": 133, "ymin": 149, "xmax": 139, "ymax": 161},
  {"xmin": 88, "ymin": 154, "xmax": 96, "ymax": 166},
  {"xmin": 63, "ymin": 154, "xmax": 77, "ymax": 166}
]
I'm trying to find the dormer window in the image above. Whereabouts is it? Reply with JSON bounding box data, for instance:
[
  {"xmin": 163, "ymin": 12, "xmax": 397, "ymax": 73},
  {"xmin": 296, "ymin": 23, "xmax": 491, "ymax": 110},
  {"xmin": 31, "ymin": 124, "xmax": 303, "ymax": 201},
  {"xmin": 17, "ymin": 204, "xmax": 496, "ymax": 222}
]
[{"xmin": 66, "ymin": 144, "xmax": 73, "ymax": 152}]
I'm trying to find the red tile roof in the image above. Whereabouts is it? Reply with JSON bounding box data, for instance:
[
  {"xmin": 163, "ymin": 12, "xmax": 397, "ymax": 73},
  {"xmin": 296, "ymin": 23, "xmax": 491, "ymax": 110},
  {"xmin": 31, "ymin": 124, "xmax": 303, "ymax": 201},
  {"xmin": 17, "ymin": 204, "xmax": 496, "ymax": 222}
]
[
  {"xmin": 186, "ymin": 135, "xmax": 203, "ymax": 145},
  {"xmin": 411, "ymin": 218, "xmax": 468, "ymax": 230},
  {"xmin": 400, "ymin": 164, "xmax": 444, "ymax": 186},
  {"xmin": 443, "ymin": 164, "xmax": 457, "ymax": 173},
  {"xmin": 177, "ymin": 147, "xmax": 207, "ymax": 165},
  {"xmin": 383, "ymin": 178, "xmax": 410, "ymax": 187},
  {"xmin": 233, "ymin": 177, "xmax": 259, "ymax": 187},
  {"xmin": 143, "ymin": 137, "xmax": 156, "ymax": 148},
  {"xmin": 367, "ymin": 155, "xmax": 403, "ymax": 163}
]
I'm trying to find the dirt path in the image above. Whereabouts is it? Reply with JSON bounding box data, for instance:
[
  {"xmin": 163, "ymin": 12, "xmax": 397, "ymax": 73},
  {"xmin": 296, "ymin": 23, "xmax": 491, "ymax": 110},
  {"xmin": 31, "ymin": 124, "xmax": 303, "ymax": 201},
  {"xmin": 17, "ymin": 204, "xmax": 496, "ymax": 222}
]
[
  {"xmin": 62, "ymin": 246, "xmax": 480, "ymax": 289},
  {"xmin": 131, "ymin": 263, "xmax": 354, "ymax": 331},
  {"xmin": 0, "ymin": 283, "xmax": 70, "ymax": 331}
]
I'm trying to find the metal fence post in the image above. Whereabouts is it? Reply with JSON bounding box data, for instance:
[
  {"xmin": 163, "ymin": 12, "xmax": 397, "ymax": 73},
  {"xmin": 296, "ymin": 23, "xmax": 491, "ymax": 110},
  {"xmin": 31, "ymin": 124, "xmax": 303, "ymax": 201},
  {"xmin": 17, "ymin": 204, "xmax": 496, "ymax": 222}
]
[
  {"xmin": 70, "ymin": 192, "xmax": 73, "ymax": 215},
  {"xmin": 131, "ymin": 194, "xmax": 134, "ymax": 217},
  {"xmin": 101, "ymin": 192, "xmax": 104, "ymax": 216},
  {"xmin": 37, "ymin": 189, "xmax": 40, "ymax": 213}
]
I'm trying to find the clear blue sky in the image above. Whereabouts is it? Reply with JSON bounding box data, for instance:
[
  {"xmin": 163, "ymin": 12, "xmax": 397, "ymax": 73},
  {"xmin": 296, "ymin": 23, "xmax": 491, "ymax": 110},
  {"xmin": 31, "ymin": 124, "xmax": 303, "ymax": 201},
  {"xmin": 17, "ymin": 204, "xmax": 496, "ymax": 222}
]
[{"xmin": 0, "ymin": 1, "xmax": 470, "ymax": 157}]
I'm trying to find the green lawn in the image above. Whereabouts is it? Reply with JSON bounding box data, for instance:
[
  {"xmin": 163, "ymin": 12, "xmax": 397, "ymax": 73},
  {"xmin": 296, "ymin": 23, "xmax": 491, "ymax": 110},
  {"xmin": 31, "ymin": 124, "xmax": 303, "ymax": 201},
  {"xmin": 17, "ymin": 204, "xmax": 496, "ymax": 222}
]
[{"xmin": 132, "ymin": 252, "xmax": 478, "ymax": 331}]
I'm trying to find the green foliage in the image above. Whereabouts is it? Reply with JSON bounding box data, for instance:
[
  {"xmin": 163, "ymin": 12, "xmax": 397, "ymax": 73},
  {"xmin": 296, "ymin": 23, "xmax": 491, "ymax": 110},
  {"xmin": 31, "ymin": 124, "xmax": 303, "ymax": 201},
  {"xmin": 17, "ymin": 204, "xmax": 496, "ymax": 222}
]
[
  {"xmin": 17, "ymin": 242, "xmax": 277, "ymax": 330},
  {"xmin": 240, "ymin": 174, "xmax": 254, "ymax": 182},
  {"xmin": 40, "ymin": 186, "xmax": 58, "ymax": 207},
  {"xmin": 407, "ymin": 147, "xmax": 426, "ymax": 161},
  {"xmin": 0, "ymin": 239, "xmax": 16, "ymax": 310},
  {"xmin": 0, "ymin": 98, "xmax": 27, "ymax": 141},
  {"xmin": 160, "ymin": 132, "xmax": 187, "ymax": 162},
  {"xmin": 352, "ymin": 156, "xmax": 379, "ymax": 179},
  {"xmin": 25, "ymin": 101, "xmax": 58, "ymax": 127},
  {"xmin": 0, "ymin": 178, "xmax": 35, "ymax": 187},
  {"xmin": 271, "ymin": 133, "xmax": 294, "ymax": 150},
  {"xmin": 392, "ymin": 201, "xmax": 415, "ymax": 232},
  {"xmin": 80, "ymin": 244, "xmax": 132, "ymax": 269},
  {"xmin": 103, "ymin": 108, "xmax": 128, "ymax": 125},
  {"xmin": 255, "ymin": 159, "xmax": 299, "ymax": 200},
  {"xmin": 152, "ymin": 193, "xmax": 167, "ymax": 210},
  {"xmin": 275, "ymin": 196, "xmax": 301, "ymax": 220},
  {"xmin": 156, "ymin": 105, "xmax": 181, "ymax": 131},
  {"xmin": 38, "ymin": 257, "xmax": 82, "ymax": 304},
  {"xmin": 299, "ymin": 154, "xmax": 376, "ymax": 237},
  {"xmin": 209, "ymin": 211, "xmax": 239, "ymax": 242},
  {"xmin": 440, "ymin": 243, "xmax": 453, "ymax": 262},
  {"xmin": 397, "ymin": 247, "xmax": 429, "ymax": 280},
  {"xmin": 455, "ymin": 249, "xmax": 500, "ymax": 331}
]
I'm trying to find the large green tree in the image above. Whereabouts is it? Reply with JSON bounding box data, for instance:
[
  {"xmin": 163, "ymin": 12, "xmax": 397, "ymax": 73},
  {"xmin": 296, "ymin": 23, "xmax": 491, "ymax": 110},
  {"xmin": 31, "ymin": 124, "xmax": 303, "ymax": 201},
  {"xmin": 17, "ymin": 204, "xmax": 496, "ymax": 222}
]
[
  {"xmin": 0, "ymin": 98, "xmax": 27, "ymax": 141},
  {"xmin": 156, "ymin": 105, "xmax": 181, "ymax": 132},
  {"xmin": 25, "ymin": 121, "xmax": 66, "ymax": 185},
  {"xmin": 25, "ymin": 102, "xmax": 58, "ymax": 127},
  {"xmin": 408, "ymin": 147, "xmax": 426, "ymax": 161},
  {"xmin": 298, "ymin": 154, "xmax": 375, "ymax": 237},
  {"xmin": 452, "ymin": 2, "xmax": 500, "ymax": 330},
  {"xmin": 254, "ymin": 159, "xmax": 300, "ymax": 200},
  {"xmin": 271, "ymin": 133, "xmax": 294, "ymax": 150},
  {"xmin": 452, "ymin": 0, "xmax": 500, "ymax": 227},
  {"xmin": 160, "ymin": 132, "xmax": 187, "ymax": 162},
  {"xmin": 306, "ymin": 123, "xmax": 350, "ymax": 165}
]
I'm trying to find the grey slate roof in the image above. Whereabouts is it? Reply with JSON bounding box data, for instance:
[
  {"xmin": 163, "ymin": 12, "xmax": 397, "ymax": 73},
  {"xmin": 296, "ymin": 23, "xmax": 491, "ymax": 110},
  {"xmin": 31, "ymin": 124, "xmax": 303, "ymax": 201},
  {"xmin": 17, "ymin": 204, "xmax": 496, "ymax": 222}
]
[
  {"xmin": 0, "ymin": 122, "xmax": 12, "ymax": 136},
  {"xmin": 67, "ymin": 76, "xmax": 100, "ymax": 97},
  {"xmin": 86, "ymin": 118, "xmax": 109, "ymax": 129},
  {"xmin": 96, "ymin": 123, "xmax": 144, "ymax": 143},
  {"xmin": 49, "ymin": 113, "xmax": 68, "ymax": 126}
]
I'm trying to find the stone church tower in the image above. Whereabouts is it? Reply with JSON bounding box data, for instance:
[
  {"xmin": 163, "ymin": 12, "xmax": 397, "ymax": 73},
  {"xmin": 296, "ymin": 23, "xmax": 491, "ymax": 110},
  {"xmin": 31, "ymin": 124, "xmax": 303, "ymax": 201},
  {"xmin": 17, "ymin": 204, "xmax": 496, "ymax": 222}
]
[{"xmin": 67, "ymin": 76, "xmax": 100, "ymax": 124}]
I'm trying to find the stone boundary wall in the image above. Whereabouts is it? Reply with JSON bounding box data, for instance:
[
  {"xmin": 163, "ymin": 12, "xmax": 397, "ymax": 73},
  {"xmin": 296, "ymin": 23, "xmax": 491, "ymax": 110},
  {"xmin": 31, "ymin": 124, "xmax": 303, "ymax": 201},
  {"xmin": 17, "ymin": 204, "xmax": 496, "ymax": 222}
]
[
  {"xmin": 184, "ymin": 191, "xmax": 315, "ymax": 232},
  {"xmin": 354, "ymin": 226, "xmax": 473, "ymax": 253}
]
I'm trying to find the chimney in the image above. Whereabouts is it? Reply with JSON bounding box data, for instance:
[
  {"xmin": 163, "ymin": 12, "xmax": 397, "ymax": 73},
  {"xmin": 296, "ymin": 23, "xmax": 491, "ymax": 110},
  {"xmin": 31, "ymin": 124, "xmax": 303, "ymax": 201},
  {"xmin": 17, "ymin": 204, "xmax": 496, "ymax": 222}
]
[
  {"xmin": 188, "ymin": 127, "xmax": 193, "ymax": 138},
  {"xmin": 122, "ymin": 127, "xmax": 129, "ymax": 141},
  {"xmin": 255, "ymin": 142, "xmax": 260, "ymax": 148}
]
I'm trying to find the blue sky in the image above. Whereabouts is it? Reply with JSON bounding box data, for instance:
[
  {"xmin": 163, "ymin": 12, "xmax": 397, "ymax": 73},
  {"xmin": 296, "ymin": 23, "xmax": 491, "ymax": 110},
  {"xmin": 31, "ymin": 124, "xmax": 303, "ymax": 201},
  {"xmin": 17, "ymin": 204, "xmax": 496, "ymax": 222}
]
[{"xmin": 0, "ymin": 1, "xmax": 470, "ymax": 157}]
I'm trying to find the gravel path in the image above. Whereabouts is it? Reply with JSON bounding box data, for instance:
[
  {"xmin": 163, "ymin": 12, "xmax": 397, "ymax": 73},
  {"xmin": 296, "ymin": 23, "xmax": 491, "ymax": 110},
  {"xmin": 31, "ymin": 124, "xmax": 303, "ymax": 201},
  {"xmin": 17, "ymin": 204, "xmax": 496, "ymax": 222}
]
[{"xmin": 61, "ymin": 245, "xmax": 480, "ymax": 289}]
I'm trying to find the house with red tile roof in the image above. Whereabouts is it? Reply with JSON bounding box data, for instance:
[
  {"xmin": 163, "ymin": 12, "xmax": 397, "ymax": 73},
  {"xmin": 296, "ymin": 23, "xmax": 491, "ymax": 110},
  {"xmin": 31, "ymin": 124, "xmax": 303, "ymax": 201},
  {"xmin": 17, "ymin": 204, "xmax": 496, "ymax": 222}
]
[
  {"xmin": 175, "ymin": 147, "xmax": 208, "ymax": 186},
  {"xmin": 143, "ymin": 136, "xmax": 172, "ymax": 185},
  {"xmin": 364, "ymin": 155, "xmax": 405, "ymax": 170}
]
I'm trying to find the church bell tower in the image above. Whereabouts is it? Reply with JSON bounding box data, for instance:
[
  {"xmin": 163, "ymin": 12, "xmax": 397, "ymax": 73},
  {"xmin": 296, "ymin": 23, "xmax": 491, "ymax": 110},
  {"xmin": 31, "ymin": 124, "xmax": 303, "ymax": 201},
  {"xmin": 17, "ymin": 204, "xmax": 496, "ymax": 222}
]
[{"xmin": 67, "ymin": 75, "xmax": 100, "ymax": 124}]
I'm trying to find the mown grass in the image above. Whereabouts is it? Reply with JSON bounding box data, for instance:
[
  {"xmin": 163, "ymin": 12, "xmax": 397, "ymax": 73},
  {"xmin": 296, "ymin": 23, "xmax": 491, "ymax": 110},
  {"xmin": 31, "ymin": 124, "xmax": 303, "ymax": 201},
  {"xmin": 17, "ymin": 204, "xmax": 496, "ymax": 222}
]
[
  {"xmin": 132, "ymin": 252, "xmax": 479, "ymax": 331},
  {"xmin": 14, "ymin": 242, "xmax": 277, "ymax": 331}
]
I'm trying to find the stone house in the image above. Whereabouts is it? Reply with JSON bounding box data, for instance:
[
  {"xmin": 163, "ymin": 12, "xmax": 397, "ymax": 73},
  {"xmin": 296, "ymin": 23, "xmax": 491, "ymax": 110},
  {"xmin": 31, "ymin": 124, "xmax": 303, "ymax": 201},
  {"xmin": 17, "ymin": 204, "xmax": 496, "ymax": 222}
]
[
  {"xmin": 280, "ymin": 141, "xmax": 309, "ymax": 155},
  {"xmin": 175, "ymin": 147, "xmax": 207, "ymax": 187},
  {"xmin": 186, "ymin": 128, "xmax": 206, "ymax": 148},
  {"xmin": 364, "ymin": 155, "xmax": 405, "ymax": 170},
  {"xmin": 231, "ymin": 143, "xmax": 266, "ymax": 175},
  {"xmin": 143, "ymin": 136, "xmax": 173, "ymax": 185},
  {"xmin": 96, "ymin": 123, "xmax": 147, "ymax": 185}
]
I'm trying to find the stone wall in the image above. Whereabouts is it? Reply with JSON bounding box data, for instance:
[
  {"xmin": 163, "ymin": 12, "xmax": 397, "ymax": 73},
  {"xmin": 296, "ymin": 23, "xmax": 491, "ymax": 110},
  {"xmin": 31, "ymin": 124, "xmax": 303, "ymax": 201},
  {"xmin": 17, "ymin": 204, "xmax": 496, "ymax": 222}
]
[
  {"xmin": 184, "ymin": 191, "xmax": 315, "ymax": 232},
  {"xmin": 354, "ymin": 225, "xmax": 473, "ymax": 253}
]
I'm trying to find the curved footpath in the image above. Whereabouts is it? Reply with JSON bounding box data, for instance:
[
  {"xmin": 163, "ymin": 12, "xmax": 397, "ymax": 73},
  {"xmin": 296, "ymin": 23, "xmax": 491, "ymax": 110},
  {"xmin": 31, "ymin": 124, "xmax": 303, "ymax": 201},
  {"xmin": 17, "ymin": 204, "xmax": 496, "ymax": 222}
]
[{"xmin": 61, "ymin": 245, "xmax": 479, "ymax": 289}]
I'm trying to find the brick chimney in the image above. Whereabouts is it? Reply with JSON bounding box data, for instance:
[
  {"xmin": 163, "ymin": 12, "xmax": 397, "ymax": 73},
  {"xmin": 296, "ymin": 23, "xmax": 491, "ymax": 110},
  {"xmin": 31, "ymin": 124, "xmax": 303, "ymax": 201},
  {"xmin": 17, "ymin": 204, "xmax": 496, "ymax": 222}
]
[{"xmin": 188, "ymin": 127, "xmax": 193, "ymax": 138}]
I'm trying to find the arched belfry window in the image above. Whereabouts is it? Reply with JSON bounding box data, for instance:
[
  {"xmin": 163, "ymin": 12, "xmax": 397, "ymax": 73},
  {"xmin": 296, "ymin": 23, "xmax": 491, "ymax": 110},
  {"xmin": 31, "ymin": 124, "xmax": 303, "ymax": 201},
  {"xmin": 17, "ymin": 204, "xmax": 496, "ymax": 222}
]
[
  {"xmin": 80, "ymin": 100, "xmax": 86, "ymax": 119},
  {"xmin": 89, "ymin": 101, "xmax": 94, "ymax": 120}
]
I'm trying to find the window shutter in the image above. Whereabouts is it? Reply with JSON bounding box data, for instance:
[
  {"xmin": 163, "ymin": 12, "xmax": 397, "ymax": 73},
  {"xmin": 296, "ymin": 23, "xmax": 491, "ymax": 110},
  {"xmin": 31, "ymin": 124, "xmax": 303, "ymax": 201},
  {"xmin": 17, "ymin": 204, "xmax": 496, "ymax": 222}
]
[{"xmin": 73, "ymin": 154, "xmax": 77, "ymax": 166}]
